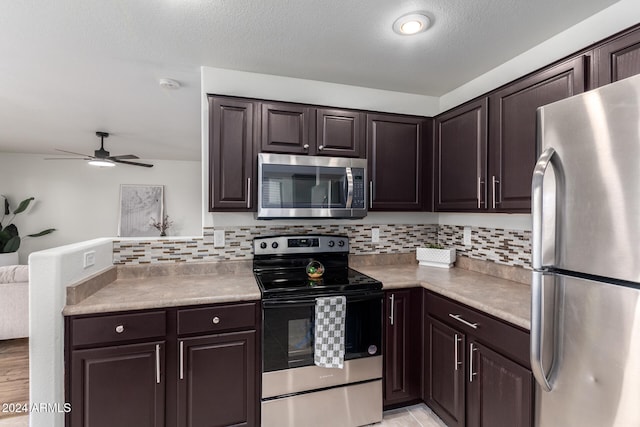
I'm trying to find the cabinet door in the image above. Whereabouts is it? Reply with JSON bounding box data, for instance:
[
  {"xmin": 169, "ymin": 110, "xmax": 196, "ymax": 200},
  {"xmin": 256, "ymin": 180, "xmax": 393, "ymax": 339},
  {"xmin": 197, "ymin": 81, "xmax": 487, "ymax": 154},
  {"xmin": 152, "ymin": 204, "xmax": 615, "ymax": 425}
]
[
  {"xmin": 70, "ymin": 341, "xmax": 165, "ymax": 427},
  {"xmin": 424, "ymin": 315, "xmax": 465, "ymax": 427},
  {"xmin": 383, "ymin": 289, "xmax": 421, "ymax": 407},
  {"xmin": 209, "ymin": 97, "xmax": 256, "ymax": 211},
  {"xmin": 261, "ymin": 102, "xmax": 312, "ymax": 154},
  {"xmin": 435, "ymin": 98, "xmax": 488, "ymax": 211},
  {"xmin": 315, "ymin": 108, "xmax": 364, "ymax": 157},
  {"xmin": 488, "ymin": 56, "xmax": 586, "ymax": 212},
  {"xmin": 467, "ymin": 341, "xmax": 533, "ymax": 427},
  {"xmin": 596, "ymin": 26, "xmax": 640, "ymax": 86},
  {"xmin": 178, "ymin": 331, "xmax": 257, "ymax": 427},
  {"xmin": 367, "ymin": 114, "xmax": 429, "ymax": 211}
]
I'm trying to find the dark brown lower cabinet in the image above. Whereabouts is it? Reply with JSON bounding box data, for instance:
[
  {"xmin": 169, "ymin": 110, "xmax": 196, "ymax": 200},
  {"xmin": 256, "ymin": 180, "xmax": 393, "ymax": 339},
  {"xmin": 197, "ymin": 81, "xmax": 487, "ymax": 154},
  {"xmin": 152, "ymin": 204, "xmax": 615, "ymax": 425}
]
[
  {"xmin": 424, "ymin": 290, "xmax": 533, "ymax": 427},
  {"xmin": 67, "ymin": 302, "xmax": 259, "ymax": 427},
  {"xmin": 383, "ymin": 288, "xmax": 422, "ymax": 407},
  {"xmin": 70, "ymin": 341, "xmax": 165, "ymax": 427},
  {"xmin": 467, "ymin": 341, "xmax": 532, "ymax": 427},
  {"xmin": 424, "ymin": 315, "xmax": 465, "ymax": 427},
  {"xmin": 178, "ymin": 331, "xmax": 256, "ymax": 427}
]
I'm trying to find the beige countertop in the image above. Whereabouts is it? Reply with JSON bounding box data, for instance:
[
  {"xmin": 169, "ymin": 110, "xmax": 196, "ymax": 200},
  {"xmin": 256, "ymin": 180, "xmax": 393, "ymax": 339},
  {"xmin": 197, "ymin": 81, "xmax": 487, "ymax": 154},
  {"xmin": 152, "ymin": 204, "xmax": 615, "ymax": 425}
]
[
  {"xmin": 355, "ymin": 264, "xmax": 531, "ymax": 330},
  {"xmin": 63, "ymin": 261, "xmax": 531, "ymax": 331},
  {"xmin": 62, "ymin": 270, "xmax": 261, "ymax": 316}
]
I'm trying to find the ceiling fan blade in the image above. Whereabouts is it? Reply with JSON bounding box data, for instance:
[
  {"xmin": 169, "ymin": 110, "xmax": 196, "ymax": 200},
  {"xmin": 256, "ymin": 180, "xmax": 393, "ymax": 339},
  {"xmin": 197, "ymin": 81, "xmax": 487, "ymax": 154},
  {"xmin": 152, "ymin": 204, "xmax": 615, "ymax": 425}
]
[
  {"xmin": 109, "ymin": 154, "xmax": 139, "ymax": 160},
  {"xmin": 44, "ymin": 157, "xmax": 92, "ymax": 160},
  {"xmin": 55, "ymin": 148, "xmax": 93, "ymax": 157},
  {"xmin": 113, "ymin": 159, "xmax": 154, "ymax": 168}
]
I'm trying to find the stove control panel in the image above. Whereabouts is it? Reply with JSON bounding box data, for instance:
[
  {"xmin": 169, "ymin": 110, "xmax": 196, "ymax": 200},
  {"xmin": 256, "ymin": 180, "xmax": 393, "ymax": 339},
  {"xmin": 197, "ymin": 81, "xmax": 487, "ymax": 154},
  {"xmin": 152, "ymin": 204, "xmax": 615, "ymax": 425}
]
[{"xmin": 253, "ymin": 235, "xmax": 349, "ymax": 255}]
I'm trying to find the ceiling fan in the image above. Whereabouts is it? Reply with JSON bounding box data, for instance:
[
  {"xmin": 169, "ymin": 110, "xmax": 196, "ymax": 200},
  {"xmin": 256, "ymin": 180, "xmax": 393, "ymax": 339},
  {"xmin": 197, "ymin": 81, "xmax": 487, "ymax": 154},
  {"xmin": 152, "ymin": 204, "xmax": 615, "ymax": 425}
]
[{"xmin": 46, "ymin": 132, "xmax": 153, "ymax": 168}]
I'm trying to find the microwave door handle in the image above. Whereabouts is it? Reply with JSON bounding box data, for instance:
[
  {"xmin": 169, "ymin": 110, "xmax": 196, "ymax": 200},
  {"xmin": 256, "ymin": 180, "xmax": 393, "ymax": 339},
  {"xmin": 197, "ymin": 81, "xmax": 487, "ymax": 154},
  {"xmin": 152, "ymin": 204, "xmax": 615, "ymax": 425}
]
[{"xmin": 345, "ymin": 167, "xmax": 354, "ymax": 209}]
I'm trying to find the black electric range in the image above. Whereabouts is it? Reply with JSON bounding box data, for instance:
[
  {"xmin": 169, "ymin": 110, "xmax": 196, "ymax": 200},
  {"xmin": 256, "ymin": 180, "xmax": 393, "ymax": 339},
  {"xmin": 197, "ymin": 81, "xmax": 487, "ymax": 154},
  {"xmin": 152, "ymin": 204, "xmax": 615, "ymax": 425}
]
[{"xmin": 252, "ymin": 235, "xmax": 382, "ymax": 300}]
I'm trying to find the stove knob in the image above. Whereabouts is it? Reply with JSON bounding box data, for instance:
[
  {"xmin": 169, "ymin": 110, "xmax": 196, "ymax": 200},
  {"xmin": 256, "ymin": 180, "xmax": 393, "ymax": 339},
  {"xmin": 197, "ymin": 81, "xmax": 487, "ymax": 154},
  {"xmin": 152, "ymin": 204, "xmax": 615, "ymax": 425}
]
[
  {"xmin": 338, "ymin": 240, "xmax": 345, "ymax": 247},
  {"xmin": 259, "ymin": 242, "xmax": 267, "ymax": 249},
  {"xmin": 271, "ymin": 242, "xmax": 279, "ymax": 249},
  {"xmin": 328, "ymin": 240, "xmax": 335, "ymax": 247}
]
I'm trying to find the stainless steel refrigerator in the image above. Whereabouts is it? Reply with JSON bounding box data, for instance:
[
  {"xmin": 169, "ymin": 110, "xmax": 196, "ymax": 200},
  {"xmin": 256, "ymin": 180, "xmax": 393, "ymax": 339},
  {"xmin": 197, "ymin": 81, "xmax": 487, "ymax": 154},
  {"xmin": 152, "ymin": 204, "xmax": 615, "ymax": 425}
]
[{"xmin": 531, "ymin": 73, "xmax": 640, "ymax": 426}]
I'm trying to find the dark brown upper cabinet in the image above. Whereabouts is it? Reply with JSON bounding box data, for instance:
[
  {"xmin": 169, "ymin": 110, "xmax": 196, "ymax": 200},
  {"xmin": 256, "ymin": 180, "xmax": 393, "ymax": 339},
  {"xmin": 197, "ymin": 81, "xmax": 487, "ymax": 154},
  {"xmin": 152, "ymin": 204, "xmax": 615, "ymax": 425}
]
[
  {"xmin": 315, "ymin": 108, "xmax": 364, "ymax": 157},
  {"xmin": 435, "ymin": 98, "xmax": 488, "ymax": 212},
  {"xmin": 596, "ymin": 26, "xmax": 640, "ymax": 86},
  {"xmin": 209, "ymin": 97, "xmax": 256, "ymax": 211},
  {"xmin": 488, "ymin": 56, "xmax": 587, "ymax": 212},
  {"xmin": 260, "ymin": 102, "xmax": 312, "ymax": 154},
  {"xmin": 367, "ymin": 113, "xmax": 431, "ymax": 211}
]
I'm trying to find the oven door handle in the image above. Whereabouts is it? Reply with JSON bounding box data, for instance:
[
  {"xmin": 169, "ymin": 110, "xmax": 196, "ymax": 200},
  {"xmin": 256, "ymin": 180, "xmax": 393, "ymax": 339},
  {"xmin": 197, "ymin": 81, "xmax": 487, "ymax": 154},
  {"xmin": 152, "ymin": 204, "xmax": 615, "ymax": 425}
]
[{"xmin": 262, "ymin": 292, "xmax": 383, "ymax": 308}]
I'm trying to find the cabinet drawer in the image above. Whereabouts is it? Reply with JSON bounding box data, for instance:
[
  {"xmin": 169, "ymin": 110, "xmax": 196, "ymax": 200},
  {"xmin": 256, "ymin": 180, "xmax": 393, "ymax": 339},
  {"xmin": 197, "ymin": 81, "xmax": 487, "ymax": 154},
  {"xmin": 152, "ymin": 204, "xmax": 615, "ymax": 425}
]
[
  {"xmin": 177, "ymin": 302, "xmax": 257, "ymax": 336},
  {"xmin": 71, "ymin": 311, "xmax": 166, "ymax": 347},
  {"xmin": 425, "ymin": 291, "xmax": 529, "ymax": 367}
]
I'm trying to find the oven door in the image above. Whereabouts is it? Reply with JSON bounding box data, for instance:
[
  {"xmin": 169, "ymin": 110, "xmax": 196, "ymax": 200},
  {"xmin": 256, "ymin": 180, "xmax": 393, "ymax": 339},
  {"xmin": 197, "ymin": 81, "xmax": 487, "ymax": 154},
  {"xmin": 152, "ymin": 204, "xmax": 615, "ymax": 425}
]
[
  {"xmin": 262, "ymin": 292, "xmax": 382, "ymax": 373},
  {"xmin": 258, "ymin": 153, "xmax": 367, "ymax": 218}
]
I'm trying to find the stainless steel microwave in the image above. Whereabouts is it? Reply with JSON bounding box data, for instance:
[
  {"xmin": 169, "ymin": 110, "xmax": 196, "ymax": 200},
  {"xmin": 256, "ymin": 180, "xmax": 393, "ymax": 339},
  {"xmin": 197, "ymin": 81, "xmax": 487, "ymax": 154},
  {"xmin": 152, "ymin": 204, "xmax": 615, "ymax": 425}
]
[{"xmin": 257, "ymin": 153, "xmax": 367, "ymax": 219}]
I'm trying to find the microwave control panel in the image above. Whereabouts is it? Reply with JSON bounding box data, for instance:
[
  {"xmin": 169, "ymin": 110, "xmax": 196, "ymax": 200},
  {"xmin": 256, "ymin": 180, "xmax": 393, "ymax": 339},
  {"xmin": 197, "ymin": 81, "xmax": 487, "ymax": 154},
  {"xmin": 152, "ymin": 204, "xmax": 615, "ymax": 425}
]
[{"xmin": 352, "ymin": 169, "xmax": 365, "ymax": 209}]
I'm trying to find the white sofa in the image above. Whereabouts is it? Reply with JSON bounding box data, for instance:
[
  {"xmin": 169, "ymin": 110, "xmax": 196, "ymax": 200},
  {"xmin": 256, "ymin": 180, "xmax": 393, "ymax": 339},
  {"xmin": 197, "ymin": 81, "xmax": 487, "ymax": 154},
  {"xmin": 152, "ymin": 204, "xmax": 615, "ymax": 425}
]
[{"xmin": 0, "ymin": 265, "xmax": 29, "ymax": 340}]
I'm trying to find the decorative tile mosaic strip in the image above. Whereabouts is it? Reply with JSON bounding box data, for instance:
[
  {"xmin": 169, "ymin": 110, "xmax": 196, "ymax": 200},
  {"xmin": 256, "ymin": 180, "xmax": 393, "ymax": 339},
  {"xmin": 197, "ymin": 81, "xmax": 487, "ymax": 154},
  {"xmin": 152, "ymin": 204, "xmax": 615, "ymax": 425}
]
[
  {"xmin": 437, "ymin": 225, "xmax": 532, "ymax": 269},
  {"xmin": 113, "ymin": 224, "xmax": 438, "ymax": 265}
]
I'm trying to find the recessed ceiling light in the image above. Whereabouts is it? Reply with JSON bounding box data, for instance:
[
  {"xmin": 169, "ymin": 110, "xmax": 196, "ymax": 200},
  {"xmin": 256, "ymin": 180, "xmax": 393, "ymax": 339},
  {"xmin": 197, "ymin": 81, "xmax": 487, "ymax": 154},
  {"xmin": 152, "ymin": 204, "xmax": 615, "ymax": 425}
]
[
  {"xmin": 88, "ymin": 159, "xmax": 116, "ymax": 167},
  {"xmin": 393, "ymin": 13, "xmax": 431, "ymax": 36}
]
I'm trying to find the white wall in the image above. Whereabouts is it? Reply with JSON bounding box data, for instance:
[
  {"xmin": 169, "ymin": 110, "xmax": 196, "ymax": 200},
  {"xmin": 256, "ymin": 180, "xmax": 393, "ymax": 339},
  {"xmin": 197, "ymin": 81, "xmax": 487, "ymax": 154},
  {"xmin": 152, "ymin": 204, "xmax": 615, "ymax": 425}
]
[
  {"xmin": 29, "ymin": 238, "xmax": 113, "ymax": 427},
  {"xmin": 0, "ymin": 153, "xmax": 201, "ymax": 263}
]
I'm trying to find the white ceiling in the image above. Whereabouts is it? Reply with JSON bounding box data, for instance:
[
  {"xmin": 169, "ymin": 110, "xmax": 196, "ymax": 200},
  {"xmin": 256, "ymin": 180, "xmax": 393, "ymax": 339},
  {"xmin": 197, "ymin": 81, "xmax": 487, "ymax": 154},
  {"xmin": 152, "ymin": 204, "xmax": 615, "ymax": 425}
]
[{"xmin": 0, "ymin": 0, "xmax": 620, "ymax": 162}]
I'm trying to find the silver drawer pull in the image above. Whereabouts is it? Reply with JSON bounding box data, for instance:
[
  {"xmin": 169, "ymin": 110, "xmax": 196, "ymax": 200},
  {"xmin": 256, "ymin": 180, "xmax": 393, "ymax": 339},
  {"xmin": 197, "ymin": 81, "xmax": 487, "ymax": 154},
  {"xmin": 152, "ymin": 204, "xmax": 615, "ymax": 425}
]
[
  {"xmin": 449, "ymin": 313, "xmax": 478, "ymax": 329},
  {"xmin": 115, "ymin": 325, "xmax": 125, "ymax": 334},
  {"xmin": 212, "ymin": 316, "xmax": 220, "ymax": 324}
]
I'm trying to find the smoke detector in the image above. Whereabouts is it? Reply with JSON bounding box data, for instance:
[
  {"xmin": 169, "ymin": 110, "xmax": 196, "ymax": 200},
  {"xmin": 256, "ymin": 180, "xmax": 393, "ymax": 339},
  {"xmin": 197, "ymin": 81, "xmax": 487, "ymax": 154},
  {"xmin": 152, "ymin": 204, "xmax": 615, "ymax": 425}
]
[{"xmin": 159, "ymin": 78, "xmax": 181, "ymax": 89}]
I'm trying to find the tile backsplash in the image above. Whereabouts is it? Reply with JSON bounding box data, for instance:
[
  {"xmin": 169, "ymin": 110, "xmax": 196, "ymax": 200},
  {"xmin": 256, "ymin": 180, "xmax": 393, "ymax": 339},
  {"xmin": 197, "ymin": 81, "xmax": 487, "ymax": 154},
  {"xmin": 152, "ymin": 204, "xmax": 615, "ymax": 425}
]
[
  {"xmin": 437, "ymin": 225, "xmax": 532, "ymax": 269},
  {"xmin": 113, "ymin": 223, "xmax": 531, "ymax": 269},
  {"xmin": 113, "ymin": 224, "xmax": 438, "ymax": 265}
]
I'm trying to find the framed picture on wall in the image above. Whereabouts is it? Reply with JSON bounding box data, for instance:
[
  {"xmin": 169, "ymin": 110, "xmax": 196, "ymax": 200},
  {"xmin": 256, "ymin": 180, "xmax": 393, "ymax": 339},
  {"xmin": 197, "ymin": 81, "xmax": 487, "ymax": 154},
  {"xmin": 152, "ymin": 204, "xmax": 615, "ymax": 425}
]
[{"xmin": 118, "ymin": 184, "xmax": 164, "ymax": 237}]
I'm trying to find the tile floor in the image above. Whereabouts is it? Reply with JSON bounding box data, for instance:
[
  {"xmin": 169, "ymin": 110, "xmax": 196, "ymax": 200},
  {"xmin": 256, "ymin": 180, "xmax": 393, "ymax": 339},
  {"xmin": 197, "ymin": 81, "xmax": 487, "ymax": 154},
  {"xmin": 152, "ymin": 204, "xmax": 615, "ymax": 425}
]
[
  {"xmin": 0, "ymin": 404, "xmax": 448, "ymax": 426},
  {"xmin": 378, "ymin": 404, "xmax": 448, "ymax": 427}
]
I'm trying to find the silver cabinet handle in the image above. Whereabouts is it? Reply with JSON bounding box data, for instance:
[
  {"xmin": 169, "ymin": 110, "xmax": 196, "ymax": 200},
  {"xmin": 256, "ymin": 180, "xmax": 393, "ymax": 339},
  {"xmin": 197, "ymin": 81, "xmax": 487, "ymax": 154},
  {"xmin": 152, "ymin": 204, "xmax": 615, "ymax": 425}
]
[
  {"xmin": 179, "ymin": 341, "xmax": 184, "ymax": 380},
  {"xmin": 454, "ymin": 333, "xmax": 462, "ymax": 371},
  {"xmin": 155, "ymin": 344, "xmax": 161, "ymax": 384},
  {"xmin": 389, "ymin": 294, "xmax": 395, "ymax": 326},
  {"xmin": 303, "ymin": 144, "xmax": 310, "ymax": 149},
  {"xmin": 246, "ymin": 178, "xmax": 251, "ymax": 209},
  {"xmin": 369, "ymin": 181, "xmax": 373, "ymax": 209},
  {"xmin": 212, "ymin": 316, "xmax": 220, "ymax": 324},
  {"xmin": 477, "ymin": 177, "xmax": 485, "ymax": 209},
  {"xmin": 115, "ymin": 325, "xmax": 124, "ymax": 334},
  {"xmin": 449, "ymin": 313, "xmax": 478, "ymax": 329},
  {"xmin": 318, "ymin": 145, "xmax": 324, "ymax": 151},
  {"xmin": 469, "ymin": 342, "xmax": 477, "ymax": 382},
  {"xmin": 491, "ymin": 176, "xmax": 500, "ymax": 208}
]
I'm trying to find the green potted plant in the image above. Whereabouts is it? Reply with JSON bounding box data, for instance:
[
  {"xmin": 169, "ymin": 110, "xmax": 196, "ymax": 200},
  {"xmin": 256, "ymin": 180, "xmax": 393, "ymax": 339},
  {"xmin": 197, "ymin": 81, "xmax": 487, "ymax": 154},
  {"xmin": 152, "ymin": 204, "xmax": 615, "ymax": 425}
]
[{"xmin": 0, "ymin": 196, "xmax": 55, "ymax": 266}]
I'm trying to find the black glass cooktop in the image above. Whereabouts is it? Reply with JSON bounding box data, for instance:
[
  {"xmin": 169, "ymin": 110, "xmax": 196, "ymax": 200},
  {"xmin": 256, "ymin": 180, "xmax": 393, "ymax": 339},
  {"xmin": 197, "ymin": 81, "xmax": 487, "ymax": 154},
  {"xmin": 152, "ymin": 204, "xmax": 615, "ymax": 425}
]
[{"xmin": 255, "ymin": 267, "xmax": 382, "ymax": 299}]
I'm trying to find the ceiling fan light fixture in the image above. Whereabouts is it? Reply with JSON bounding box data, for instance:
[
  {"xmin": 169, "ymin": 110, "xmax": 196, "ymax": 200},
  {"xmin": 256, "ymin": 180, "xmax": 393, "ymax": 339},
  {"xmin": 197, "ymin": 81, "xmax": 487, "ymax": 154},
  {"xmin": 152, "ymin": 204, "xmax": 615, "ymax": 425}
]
[
  {"xmin": 88, "ymin": 159, "xmax": 116, "ymax": 167},
  {"xmin": 393, "ymin": 13, "xmax": 431, "ymax": 36}
]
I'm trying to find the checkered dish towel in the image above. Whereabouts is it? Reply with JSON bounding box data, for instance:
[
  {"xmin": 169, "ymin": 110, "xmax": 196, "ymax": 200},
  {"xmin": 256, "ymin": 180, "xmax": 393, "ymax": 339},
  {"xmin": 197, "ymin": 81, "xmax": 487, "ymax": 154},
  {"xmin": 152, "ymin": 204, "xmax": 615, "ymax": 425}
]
[{"xmin": 314, "ymin": 295, "xmax": 346, "ymax": 369}]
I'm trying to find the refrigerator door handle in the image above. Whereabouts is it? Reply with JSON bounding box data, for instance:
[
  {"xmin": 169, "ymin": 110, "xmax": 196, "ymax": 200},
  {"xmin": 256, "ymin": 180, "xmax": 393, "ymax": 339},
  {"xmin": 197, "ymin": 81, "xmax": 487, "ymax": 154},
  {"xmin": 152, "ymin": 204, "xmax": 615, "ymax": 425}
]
[
  {"xmin": 532, "ymin": 147, "xmax": 556, "ymax": 270},
  {"xmin": 531, "ymin": 271, "xmax": 553, "ymax": 392}
]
